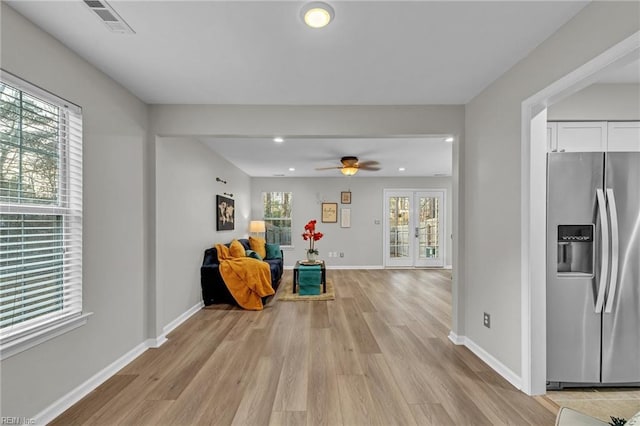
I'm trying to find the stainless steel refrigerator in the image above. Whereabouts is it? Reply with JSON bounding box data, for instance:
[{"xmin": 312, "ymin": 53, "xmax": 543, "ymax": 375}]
[{"xmin": 547, "ymin": 151, "xmax": 640, "ymax": 387}]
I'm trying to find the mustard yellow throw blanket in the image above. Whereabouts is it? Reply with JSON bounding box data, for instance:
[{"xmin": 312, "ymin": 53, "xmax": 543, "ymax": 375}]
[{"xmin": 215, "ymin": 244, "xmax": 274, "ymax": 310}]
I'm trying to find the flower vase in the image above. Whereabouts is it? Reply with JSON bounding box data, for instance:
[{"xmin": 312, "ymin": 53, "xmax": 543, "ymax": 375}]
[{"xmin": 306, "ymin": 251, "xmax": 317, "ymax": 263}]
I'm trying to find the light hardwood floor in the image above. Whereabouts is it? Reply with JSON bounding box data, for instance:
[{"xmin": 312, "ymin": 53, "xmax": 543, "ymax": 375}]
[{"xmin": 51, "ymin": 269, "xmax": 558, "ymax": 425}]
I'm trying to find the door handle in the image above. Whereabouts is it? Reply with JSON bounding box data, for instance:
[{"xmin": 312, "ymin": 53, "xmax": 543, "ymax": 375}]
[
  {"xmin": 595, "ymin": 188, "xmax": 609, "ymax": 314},
  {"xmin": 604, "ymin": 188, "xmax": 619, "ymax": 314}
]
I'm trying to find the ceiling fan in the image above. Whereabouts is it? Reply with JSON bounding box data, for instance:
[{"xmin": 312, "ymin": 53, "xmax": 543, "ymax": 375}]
[{"xmin": 315, "ymin": 156, "xmax": 381, "ymax": 176}]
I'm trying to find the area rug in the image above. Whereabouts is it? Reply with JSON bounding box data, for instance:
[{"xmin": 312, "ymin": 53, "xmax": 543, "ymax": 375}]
[{"xmin": 278, "ymin": 279, "xmax": 336, "ymax": 301}]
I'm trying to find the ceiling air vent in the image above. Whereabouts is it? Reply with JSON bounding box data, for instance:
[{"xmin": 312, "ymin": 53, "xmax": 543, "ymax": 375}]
[{"xmin": 83, "ymin": 0, "xmax": 135, "ymax": 34}]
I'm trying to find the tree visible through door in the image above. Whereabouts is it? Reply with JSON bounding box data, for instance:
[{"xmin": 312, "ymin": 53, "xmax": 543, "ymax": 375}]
[{"xmin": 385, "ymin": 190, "xmax": 444, "ymax": 268}]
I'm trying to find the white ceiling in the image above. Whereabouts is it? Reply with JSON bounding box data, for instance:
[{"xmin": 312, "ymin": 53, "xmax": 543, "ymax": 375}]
[
  {"xmin": 201, "ymin": 136, "xmax": 453, "ymax": 177},
  {"xmin": 7, "ymin": 0, "xmax": 590, "ymax": 105},
  {"xmin": 7, "ymin": 1, "xmax": 603, "ymax": 178}
]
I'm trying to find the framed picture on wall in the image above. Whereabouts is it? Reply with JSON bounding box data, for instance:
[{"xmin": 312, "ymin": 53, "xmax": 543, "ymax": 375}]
[
  {"xmin": 321, "ymin": 202, "xmax": 338, "ymax": 223},
  {"xmin": 341, "ymin": 191, "xmax": 352, "ymax": 204},
  {"xmin": 341, "ymin": 208, "xmax": 351, "ymax": 228},
  {"xmin": 216, "ymin": 194, "xmax": 235, "ymax": 231}
]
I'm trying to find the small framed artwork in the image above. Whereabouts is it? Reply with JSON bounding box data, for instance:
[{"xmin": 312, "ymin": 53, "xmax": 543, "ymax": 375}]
[
  {"xmin": 341, "ymin": 191, "xmax": 351, "ymax": 204},
  {"xmin": 341, "ymin": 208, "xmax": 351, "ymax": 228},
  {"xmin": 321, "ymin": 202, "xmax": 338, "ymax": 223},
  {"xmin": 216, "ymin": 194, "xmax": 235, "ymax": 231}
]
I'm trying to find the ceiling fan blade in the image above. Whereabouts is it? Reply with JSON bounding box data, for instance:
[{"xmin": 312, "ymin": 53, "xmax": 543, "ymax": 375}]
[
  {"xmin": 359, "ymin": 166, "xmax": 381, "ymax": 171},
  {"xmin": 315, "ymin": 166, "xmax": 342, "ymax": 171},
  {"xmin": 357, "ymin": 160, "xmax": 380, "ymax": 167}
]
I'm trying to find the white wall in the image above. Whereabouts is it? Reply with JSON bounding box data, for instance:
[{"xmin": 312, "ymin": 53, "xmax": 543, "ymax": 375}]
[
  {"xmin": 463, "ymin": 1, "xmax": 640, "ymax": 378},
  {"xmin": 149, "ymin": 105, "xmax": 465, "ymax": 137},
  {"xmin": 548, "ymin": 83, "xmax": 640, "ymax": 120},
  {"xmin": 251, "ymin": 177, "xmax": 453, "ymax": 268},
  {"xmin": 1, "ymin": 3, "xmax": 148, "ymax": 418},
  {"xmin": 155, "ymin": 137, "xmax": 251, "ymax": 330},
  {"xmin": 148, "ymin": 104, "xmax": 466, "ymax": 340}
]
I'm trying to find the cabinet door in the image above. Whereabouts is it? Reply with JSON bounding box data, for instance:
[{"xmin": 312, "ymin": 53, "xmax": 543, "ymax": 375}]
[
  {"xmin": 557, "ymin": 122, "xmax": 607, "ymax": 152},
  {"xmin": 547, "ymin": 122, "xmax": 558, "ymax": 152},
  {"xmin": 607, "ymin": 121, "xmax": 640, "ymax": 152}
]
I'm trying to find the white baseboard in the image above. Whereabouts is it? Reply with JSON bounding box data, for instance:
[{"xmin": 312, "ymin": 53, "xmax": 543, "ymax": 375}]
[
  {"xmin": 447, "ymin": 332, "xmax": 522, "ymax": 390},
  {"xmin": 146, "ymin": 335, "xmax": 168, "ymax": 348},
  {"xmin": 448, "ymin": 331, "xmax": 465, "ymax": 345},
  {"xmin": 34, "ymin": 301, "xmax": 204, "ymax": 425},
  {"xmin": 162, "ymin": 301, "xmax": 204, "ymax": 336},
  {"xmin": 34, "ymin": 340, "xmax": 149, "ymax": 425},
  {"xmin": 284, "ymin": 265, "xmax": 384, "ymax": 270},
  {"xmin": 283, "ymin": 265, "xmax": 450, "ymax": 270},
  {"xmin": 327, "ymin": 265, "xmax": 384, "ymax": 270}
]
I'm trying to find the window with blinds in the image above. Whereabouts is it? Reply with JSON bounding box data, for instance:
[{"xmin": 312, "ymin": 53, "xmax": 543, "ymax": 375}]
[
  {"xmin": 0, "ymin": 72, "xmax": 83, "ymax": 347},
  {"xmin": 262, "ymin": 192, "xmax": 292, "ymax": 246}
]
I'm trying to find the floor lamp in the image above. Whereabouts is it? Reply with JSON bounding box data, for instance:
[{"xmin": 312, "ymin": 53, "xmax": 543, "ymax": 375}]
[{"xmin": 249, "ymin": 220, "xmax": 266, "ymax": 238}]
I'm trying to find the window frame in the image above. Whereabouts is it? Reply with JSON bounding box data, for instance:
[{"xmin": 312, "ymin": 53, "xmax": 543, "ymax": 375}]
[
  {"xmin": 0, "ymin": 70, "xmax": 90, "ymax": 360},
  {"xmin": 262, "ymin": 191, "xmax": 293, "ymax": 247}
]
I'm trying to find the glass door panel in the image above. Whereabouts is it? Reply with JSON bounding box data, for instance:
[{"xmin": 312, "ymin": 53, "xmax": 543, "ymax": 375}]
[
  {"xmin": 388, "ymin": 196, "xmax": 410, "ymax": 260},
  {"xmin": 385, "ymin": 193, "xmax": 414, "ymax": 267},
  {"xmin": 415, "ymin": 191, "xmax": 444, "ymax": 267},
  {"xmin": 384, "ymin": 189, "xmax": 445, "ymax": 268}
]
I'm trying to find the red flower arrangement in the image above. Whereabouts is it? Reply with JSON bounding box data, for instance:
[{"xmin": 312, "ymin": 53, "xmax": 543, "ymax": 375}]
[{"xmin": 302, "ymin": 219, "xmax": 323, "ymax": 255}]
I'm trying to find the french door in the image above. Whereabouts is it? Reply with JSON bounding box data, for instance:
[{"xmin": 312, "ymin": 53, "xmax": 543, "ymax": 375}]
[{"xmin": 384, "ymin": 190, "xmax": 444, "ymax": 267}]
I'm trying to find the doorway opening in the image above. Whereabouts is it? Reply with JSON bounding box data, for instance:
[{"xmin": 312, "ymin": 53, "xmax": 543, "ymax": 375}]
[
  {"xmin": 520, "ymin": 32, "xmax": 639, "ymax": 395},
  {"xmin": 384, "ymin": 189, "xmax": 446, "ymax": 268}
]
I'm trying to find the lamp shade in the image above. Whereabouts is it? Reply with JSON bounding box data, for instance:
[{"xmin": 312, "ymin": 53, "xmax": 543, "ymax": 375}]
[
  {"xmin": 340, "ymin": 166, "xmax": 358, "ymax": 176},
  {"xmin": 249, "ymin": 220, "xmax": 266, "ymax": 233}
]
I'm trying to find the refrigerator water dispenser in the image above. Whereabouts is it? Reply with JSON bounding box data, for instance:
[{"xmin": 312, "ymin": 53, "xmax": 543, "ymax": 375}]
[{"xmin": 557, "ymin": 225, "xmax": 593, "ymax": 275}]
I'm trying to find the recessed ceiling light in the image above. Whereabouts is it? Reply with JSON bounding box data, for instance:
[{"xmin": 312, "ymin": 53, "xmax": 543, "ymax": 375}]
[
  {"xmin": 289, "ymin": 167, "xmax": 296, "ymax": 172},
  {"xmin": 445, "ymin": 136, "xmax": 454, "ymax": 143},
  {"xmin": 398, "ymin": 167, "xmax": 406, "ymax": 172},
  {"xmin": 301, "ymin": 2, "xmax": 334, "ymax": 29},
  {"xmin": 273, "ymin": 137, "xmax": 284, "ymax": 143}
]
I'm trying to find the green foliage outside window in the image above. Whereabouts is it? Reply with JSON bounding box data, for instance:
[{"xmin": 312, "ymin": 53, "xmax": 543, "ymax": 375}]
[
  {"xmin": 0, "ymin": 82, "xmax": 65, "ymax": 330},
  {"xmin": 262, "ymin": 192, "xmax": 292, "ymax": 245}
]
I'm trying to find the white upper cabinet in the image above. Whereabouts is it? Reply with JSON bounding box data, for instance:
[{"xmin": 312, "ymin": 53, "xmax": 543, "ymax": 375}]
[
  {"xmin": 607, "ymin": 122, "xmax": 640, "ymax": 152},
  {"xmin": 547, "ymin": 122, "xmax": 558, "ymax": 152},
  {"xmin": 547, "ymin": 121, "xmax": 639, "ymax": 152},
  {"xmin": 556, "ymin": 121, "xmax": 607, "ymax": 152}
]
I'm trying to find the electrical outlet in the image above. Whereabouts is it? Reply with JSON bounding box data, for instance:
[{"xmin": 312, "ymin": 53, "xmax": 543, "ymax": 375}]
[{"xmin": 483, "ymin": 312, "xmax": 491, "ymax": 328}]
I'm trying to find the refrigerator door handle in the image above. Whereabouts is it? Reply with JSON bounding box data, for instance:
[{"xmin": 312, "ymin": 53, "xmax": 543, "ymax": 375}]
[
  {"xmin": 604, "ymin": 188, "xmax": 619, "ymax": 314},
  {"xmin": 595, "ymin": 188, "xmax": 609, "ymax": 314}
]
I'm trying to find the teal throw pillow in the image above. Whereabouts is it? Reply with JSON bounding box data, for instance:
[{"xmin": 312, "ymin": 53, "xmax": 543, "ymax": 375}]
[
  {"xmin": 265, "ymin": 243, "xmax": 282, "ymax": 259},
  {"xmin": 245, "ymin": 249, "xmax": 263, "ymax": 261}
]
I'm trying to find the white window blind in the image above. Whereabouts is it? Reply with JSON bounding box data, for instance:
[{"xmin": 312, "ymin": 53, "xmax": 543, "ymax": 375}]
[
  {"xmin": 0, "ymin": 71, "xmax": 83, "ymax": 348},
  {"xmin": 262, "ymin": 192, "xmax": 292, "ymax": 245}
]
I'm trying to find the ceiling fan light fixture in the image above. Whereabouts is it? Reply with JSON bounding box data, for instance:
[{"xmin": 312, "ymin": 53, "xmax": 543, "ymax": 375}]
[
  {"xmin": 341, "ymin": 166, "xmax": 358, "ymax": 176},
  {"xmin": 301, "ymin": 2, "xmax": 334, "ymax": 29}
]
